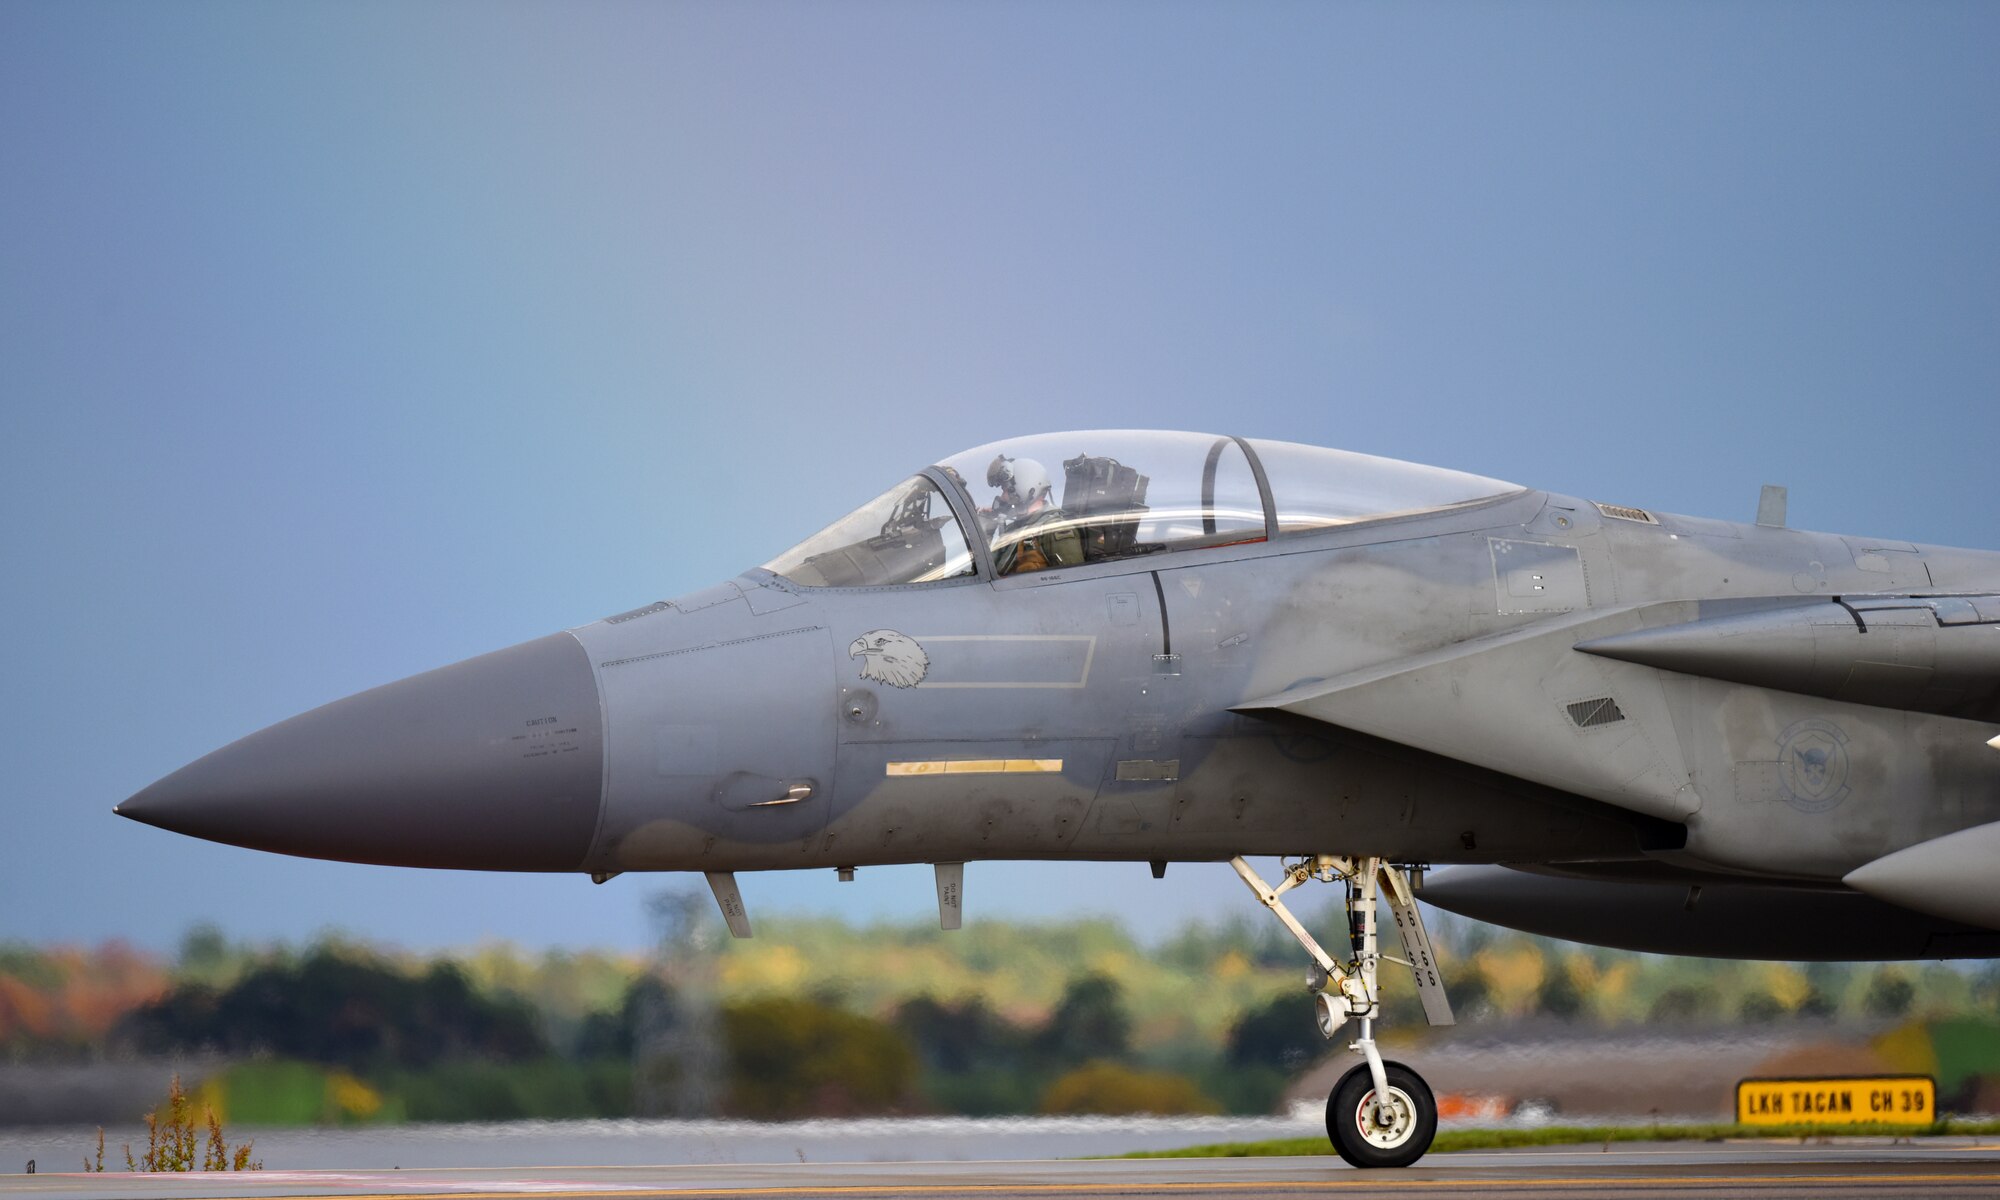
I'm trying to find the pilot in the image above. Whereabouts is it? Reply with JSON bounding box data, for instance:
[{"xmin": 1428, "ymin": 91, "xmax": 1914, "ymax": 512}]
[{"xmin": 985, "ymin": 455, "xmax": 1083, "ymax": 575}]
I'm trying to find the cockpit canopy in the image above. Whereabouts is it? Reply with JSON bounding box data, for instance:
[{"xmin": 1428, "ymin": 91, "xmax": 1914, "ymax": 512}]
[{"xmin": 763, "ymin": 431, "xmax": 1520, "ymax": 588}]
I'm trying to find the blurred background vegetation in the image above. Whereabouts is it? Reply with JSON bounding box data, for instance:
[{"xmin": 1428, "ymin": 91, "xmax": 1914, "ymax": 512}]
[{"xmin": 7, "ymin": 891, "xmax": 2000, "ymax": 1125}]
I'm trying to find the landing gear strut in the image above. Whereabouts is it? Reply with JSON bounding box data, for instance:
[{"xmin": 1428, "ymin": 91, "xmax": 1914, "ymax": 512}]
[{"xmin": 1230, "ymin": 855, "xmax": 1452, "ymax": 1169}]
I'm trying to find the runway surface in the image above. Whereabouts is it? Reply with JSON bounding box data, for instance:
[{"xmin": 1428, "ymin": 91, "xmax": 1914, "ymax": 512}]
[{"xmin": 6, "ymin": 1141, "xmax": 2000, "ymax": 1199}]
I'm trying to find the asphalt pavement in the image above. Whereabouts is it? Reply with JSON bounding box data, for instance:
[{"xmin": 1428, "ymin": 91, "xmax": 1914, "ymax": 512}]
[{"xmin": 4, "ymin": 1139, "xmax": 2000, "ymax": 1199}]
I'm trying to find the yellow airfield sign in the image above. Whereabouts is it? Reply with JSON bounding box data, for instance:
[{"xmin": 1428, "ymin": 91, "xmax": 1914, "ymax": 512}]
[{"xmin": 1736, "ymin": 1075, "xmax": 1936, "ymax": 1126}]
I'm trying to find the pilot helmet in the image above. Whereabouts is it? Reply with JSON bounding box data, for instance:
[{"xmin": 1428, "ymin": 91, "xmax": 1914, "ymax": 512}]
[{"xmin": 986, "ymin": 455, "xmax": 1052, "ymax": 509}]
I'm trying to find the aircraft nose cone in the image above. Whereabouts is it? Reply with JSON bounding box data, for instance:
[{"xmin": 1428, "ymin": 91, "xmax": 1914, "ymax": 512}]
[{"xmin": 119, "ymin": 632, "xmax": 605, "ymax": 870}]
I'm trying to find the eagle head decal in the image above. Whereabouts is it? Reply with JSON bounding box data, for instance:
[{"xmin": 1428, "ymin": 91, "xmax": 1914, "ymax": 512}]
[
  {"xmin": 848, "ymin": 629, "xmax": 930, "ymax": 689},
  {"xmin": 1795, "ymin": 744, "xmax": 1833, "ymax": 787}
]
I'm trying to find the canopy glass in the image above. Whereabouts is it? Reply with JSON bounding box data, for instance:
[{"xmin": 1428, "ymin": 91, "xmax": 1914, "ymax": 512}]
[{"xmin": 764, "ymin": 431, "xmax": 1521, "ymax": 586}]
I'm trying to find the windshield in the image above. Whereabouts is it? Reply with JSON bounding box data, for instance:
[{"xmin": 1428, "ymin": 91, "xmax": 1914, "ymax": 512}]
[
  {"xmin": 939, "ymin": 431, "xmax": 1265, "ymax": 576},
  {"xmin": 764, "ymin": 475, "xmax": 975, "ymax": 587}
]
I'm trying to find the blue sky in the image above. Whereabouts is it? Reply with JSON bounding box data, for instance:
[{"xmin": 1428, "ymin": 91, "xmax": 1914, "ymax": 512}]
[{"xmin": 4, "ymin": 1, "xmax": 1997, "ymax": 952}]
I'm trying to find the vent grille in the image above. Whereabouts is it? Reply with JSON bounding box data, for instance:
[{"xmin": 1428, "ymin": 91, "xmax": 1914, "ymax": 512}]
[
  {"xmin": 1595, "ymin": 502, "xmax": 1659, "ymax": 524},
  {"xmin": 605, "ymin": 601, "xmax": 672, "ymax": 625},
  {"xmin": 1566, "ymin": 697, "xmax": 1627, "ymax": 728}
]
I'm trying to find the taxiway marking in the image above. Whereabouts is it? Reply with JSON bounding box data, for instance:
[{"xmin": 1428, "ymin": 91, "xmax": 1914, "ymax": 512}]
[{"xmin": 168, "ymin": 1170, "xmax": 2000, "ymax": 1200}]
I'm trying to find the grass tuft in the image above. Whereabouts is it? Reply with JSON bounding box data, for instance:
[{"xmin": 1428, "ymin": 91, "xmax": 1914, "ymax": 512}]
[{"xmin": 95, "ymin": 1075, "xmax": 261, "ymax": 1173}]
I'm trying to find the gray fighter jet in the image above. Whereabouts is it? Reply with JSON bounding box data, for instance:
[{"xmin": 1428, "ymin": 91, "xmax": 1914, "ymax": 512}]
[{"xmin": 120, "ymin": 430, "xmax": 2000, "ymax": 1166}]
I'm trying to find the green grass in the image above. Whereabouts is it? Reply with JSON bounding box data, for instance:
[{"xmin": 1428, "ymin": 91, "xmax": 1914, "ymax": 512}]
[{"xmin": 1115, "ymin": 1118, "xmax": 2000, "ymax": 1158}]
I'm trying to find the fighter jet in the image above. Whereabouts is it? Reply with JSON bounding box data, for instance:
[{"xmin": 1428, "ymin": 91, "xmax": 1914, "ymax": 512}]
[{"xmin": 119, "ymin": 430, "xmax": 2000, "ymax": 1167}]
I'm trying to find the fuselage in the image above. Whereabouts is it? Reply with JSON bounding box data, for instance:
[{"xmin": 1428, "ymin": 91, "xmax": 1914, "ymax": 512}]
[{"xmin": 119, "ymin": 432, "xmax": 2000, "ymax": 898}]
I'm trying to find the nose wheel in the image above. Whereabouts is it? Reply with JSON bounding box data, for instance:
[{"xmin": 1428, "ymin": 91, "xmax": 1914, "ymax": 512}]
[
  {"xmin": 1328, "ymin": 1059, "xmax": 1437, "ymax": 1169},
  {"xmin": 1229, "ymin": 854, "xmax": 1453, "ymax": 1169}
]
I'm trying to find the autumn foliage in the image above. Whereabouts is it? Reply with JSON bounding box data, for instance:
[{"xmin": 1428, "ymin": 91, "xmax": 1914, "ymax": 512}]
[{"xmin": 0, "ymin": 943, "xmax": 168, "ymax": 1053}]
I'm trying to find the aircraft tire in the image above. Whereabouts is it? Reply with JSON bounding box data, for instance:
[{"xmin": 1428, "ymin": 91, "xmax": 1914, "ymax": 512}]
[{"xmin": 1325, "ymin": 1060, "xmax": 1436, "ymax": 1169}]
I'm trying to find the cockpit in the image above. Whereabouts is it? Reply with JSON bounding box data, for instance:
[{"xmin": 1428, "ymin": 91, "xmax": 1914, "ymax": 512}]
[{"xmin": 763, "ymin": 431, "xmax": 1521, "ymax": 589}]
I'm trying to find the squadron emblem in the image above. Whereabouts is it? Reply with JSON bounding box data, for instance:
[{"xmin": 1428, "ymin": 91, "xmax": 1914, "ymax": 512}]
[
  {"xmin": 849, "ymin": 629, "xmax": 930, "ymax": 689},
  {"xmin": 1776, "ymin": 718, "xmax": 1851, "ymax": 813}
]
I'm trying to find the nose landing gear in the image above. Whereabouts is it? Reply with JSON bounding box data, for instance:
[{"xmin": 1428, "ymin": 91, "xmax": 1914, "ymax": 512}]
[{"xmin": 1229, "ymin": 855, "xmax": 1452, "ymax": 1169}]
